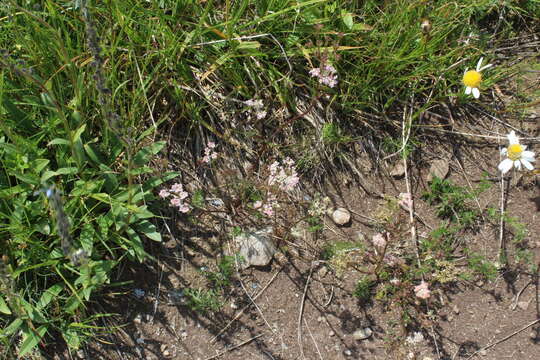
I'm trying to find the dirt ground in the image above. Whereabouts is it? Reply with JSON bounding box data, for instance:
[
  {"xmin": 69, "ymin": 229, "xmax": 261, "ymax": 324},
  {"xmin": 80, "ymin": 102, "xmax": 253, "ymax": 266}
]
[{"xmin": 68, "ymin": 144, "xmax": 540, "ymax": 360}]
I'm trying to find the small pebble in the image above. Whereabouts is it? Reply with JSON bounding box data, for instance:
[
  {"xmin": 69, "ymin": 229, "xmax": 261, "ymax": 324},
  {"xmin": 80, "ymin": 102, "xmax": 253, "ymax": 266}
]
[
  {"xmin": 329, "ymin": 330, "xmax": 335, "ymax": 337},
  {"xmin": 344, "ymin": 349, "xmax": 352, "ymax": 356},
  {"xmin": 353, "ymin": 327, "xmax": 373, "ymax": 340},
  {"xmin": 332, "ymin": 208, "xmax": 351, "ymax": 225},
  {"xmin": 479, "ymin": 349, "xmax": 487, "ymax": 356},
  {"xmin": 317, "ymin": 316, "xmax": 324, "ymax": 322},
  {"xmin": 517, "ymin": 301, "xmax": 530, "ymax": 310},
  {"xmin": 133, "ymin": 314, "xmax": 142, "ymax": 324}
]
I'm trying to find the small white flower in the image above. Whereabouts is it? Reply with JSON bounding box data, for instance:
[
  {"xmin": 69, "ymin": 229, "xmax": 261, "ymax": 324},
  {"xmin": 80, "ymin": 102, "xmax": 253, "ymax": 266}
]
[
  {"xmin": 462, "ymin": 57, "xmax": 493, "ymax": 99},
  {"xmin": 498, "ymin": 131, "xmax": 535, "ymax": 174}
]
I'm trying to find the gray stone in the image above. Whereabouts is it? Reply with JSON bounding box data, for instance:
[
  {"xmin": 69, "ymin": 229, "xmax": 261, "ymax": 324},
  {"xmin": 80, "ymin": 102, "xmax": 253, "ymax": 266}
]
[
  {"xmin": 236, "ymin": 227, "xmax": 276, "ymax": 269},
  {"xmin": 427, "ymin": 158, "xmax": 450, "ymax": 182},
  {"xmin": 332, "ymin": 208, "xmax": 351, "ymax": 225},
  {"xmin": 353, "ymin": 327, "xmax": 373, "ymax": 340}
]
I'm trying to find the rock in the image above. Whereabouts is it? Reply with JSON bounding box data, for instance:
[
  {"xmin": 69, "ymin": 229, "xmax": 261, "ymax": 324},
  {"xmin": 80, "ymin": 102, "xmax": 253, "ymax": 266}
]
[
  {"xmin": 235, "ymin": 227, "xmax": 276, "ymax": 269},
  {"xmin": 291, "ymin": 221, "xmax": 308, "ymax": 240},
  {"xmin": 427, "ymin": 158, "xmax": 450, "ymax": 182},
  {"xmin": 332, "ymin": 208, "xmax": 351, "ymax": 225},
  {"xmin": 329, "ymin": 330, "xmax": 335, "ymax": 337},
  {"xmin": 517, "ymin": 301, "xmax": 530, "ymax": 310},
  {"xmin": 133, "ymin": 314, "xmax": 142, "ymax": 324},
  {"xmin": 452, "ymin": 304, "xmax": 460, "ymax": 314},
  {"xmin": 317, "ymin": 266, "xmax": 328, "ymax": 278},
  {"xmin": 317, "ymin": 316, "xmax": 324, "ymax": 322},
  {"xmin": 479, "ymin": 349, "xmax": 487, "ymax": 356},
  {"xmin": 390, "ymin": 162, "xmax": 406, "ymax": 178},
  {"xmin": 353, "ymin": 327, "xmax": 373, "ymax": 340},
  {"xmin": 343, "ymin": 349, "xmax": 352, "ymax": 356}
]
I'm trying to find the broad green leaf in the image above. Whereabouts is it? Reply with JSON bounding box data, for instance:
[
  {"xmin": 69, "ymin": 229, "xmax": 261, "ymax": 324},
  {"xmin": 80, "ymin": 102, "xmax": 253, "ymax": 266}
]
[
  {"xmin": 133, "ymin": 141, "xmax": 165, "ymax": 166},
  {"xmin": 135, "ymin": 220, "xmax": 162, "ymax": 242},
  {"xmin": 2, "ymin": 318, "xmax": 23, "ymax": 336},
  {"xmin": 142, "ymin": 171, "xmax": 181, "ymax": 191},
  {"xmin": 341, "ymin": 10, "xmax": 353, "ymax": 29},
  {"xmin": 41, "ymin": 167, "xmax": 78, "ymax": 182},
  {"xmin": 19, "ymin": 324, "xmax": 48, "ymax": 357},
  {"xmin": 36, "ymin": 283, "xmax": 64, "ymax": 310},
  {"xmin": 48, "ymin": 138, "xmax": 70, "ymax": 146},
  {"xmin": 0, "ymin": 295, "xmax": 11, "ymax": 314},
  {"xmin": 79, "ymin": 223, "xmax": 95, "ymax": 255},
  {"xmin": 72, "ymin": 124, "xmax": 87, "ymax": 143}
]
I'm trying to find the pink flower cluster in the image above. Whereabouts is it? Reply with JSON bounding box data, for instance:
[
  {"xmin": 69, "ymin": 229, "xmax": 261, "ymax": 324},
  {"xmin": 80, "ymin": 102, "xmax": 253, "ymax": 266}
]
[
  {"xmin": 414, "ymin": 281, "xmax": 431, "ymax": 299},
  {"xmin": 202, "ymin": 141, "xmax": 218, "ymax": 164},
  {"xmin": 245, "ymin": 99, "xmax": 267, "ymax": 120},
  {"xmin": 268, "ymin": 158, "xmax": 300, "ymax": 192},
  {"xmin": 309, "ymin": 64, "xmax": 338, "ymax": 88},
  {"xmin": 159, "ymin": 182, "xmax": 190, "ymax": 213},
  {"xmin": 254, "ymin": 158, "xmax": 300, "ymax": 217},
  {"xmin": 372, "ymin": 233, "xmax": 387, "ymax": 248},
  {"xmin": 253, "ymin": 194, "xmax": 277, "ymax": 217},
  {"xmin": 398, "ymin": 192, "xmax": 413, "ymax": 211}
]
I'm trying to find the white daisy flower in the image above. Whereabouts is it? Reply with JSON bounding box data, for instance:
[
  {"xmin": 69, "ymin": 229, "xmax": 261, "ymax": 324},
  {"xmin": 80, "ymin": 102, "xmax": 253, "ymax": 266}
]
[
  {"xmin": 462, "ymin": 57, "xmax": 493, "ymax": 99},
  {"xmin": 498, "ymin": 131, "xmax": 535, "ymax": 174}
]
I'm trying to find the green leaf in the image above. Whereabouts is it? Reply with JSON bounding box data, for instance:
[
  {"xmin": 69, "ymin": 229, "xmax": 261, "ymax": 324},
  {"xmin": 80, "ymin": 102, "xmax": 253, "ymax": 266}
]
[
  {"xmin": 19, "ymin": 324, "xmax": 48, "ymax": 357},
  {"xmin": 0, "ymin": 295, "xmax": 11, "ymax": 314},
  {"xmin": 2, "ymin": 318, "xmax": 23, "ymax": 336},
  {"xmin": 133, "ymin": 141, "xmax": 166, "ymax": 166},
  {"xmin": 48, "ymin": 138, "xmax": 71, "ymax": 146},
  {"xmin": 36, "ymin": 283, "xmax": 64, "ymax": 310},
  {"xmin": 41, "ymin": 167, "xmax": 78, "ymax": 182},
  {"xmin": 135, "ymin": 220, "xmax": 162, "ymax": 242},
  {"xmin": 72, "ymin": 124, "xmax": 87, "ymax": 143},
  {"xmin": 79, "ymin": 223, "xmax": 95, "ymax": 256},
  {"xmin": 142, "ymin": 171, "xmax": 181, "ymax": 191},
  {"xmin": 341, "ymin": 10, "xmax": 353, "ymax": 29},
  {"xmin": 126, "ymin": 227, "xmax": 146, "ymax": 261}
]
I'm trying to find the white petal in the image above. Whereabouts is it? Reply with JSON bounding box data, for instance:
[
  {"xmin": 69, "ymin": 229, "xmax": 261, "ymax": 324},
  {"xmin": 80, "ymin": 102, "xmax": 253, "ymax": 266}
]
[
  {"xmin": 498, "ymin": 159, "xmax": 513, "ymax": 174},
  {"xmin": 521, "ymin": 145, "xmax": 527, "ymax": 151},
  {"xmin": 479, "ymin": 63, "xmax": 493, "ymax": 72},
  {"xmin": 500, "ymin": 148, "xmax": 508, "ymax": 155},
  {"xmin": 522, "ymin": 151, "xmax": 535, "ymax": 160},
  {"xmin": 507, "ymin": 131, "xmax": 519, "ymax": 145},
  {"xmin": 476, "ymin": 57, "xmax": 483, "ymax": 71},
  {"xmin": 472, "ymin": 87, "xmax": 480, "ymax": 99},
  {"xmin": 514, "ymin": 160, "xmax": 522, "ymax": 170},
  {"xmin": 520, "ymin": 159, "xmax": 534, "ymax": 170},
  {"xmin": 465, "ymin": 86, "xmax": 472, "ymax": 95}
]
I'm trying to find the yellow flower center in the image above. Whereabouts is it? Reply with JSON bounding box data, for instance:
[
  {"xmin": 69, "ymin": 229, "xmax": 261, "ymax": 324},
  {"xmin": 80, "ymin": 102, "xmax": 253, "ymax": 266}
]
[
  {"xmin": 507, "ymin": 144, "xmax": 522, "ymax": 161},
  {"xmin": 462, "ymin": 70, "xmax": 482, "ymax": 88}
]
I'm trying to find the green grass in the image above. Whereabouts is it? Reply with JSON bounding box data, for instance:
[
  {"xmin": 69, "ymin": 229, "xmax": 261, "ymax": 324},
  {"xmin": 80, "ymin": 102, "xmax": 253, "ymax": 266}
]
[{"xmin": 0, "ymin": 0, "xmax": 538, "ymax": 357}]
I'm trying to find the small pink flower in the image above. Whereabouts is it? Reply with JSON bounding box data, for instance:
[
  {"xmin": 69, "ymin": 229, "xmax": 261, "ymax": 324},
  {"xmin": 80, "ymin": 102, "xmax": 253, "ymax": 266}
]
[
  {"xmin": 159, "ymin": 189, "xmax": 170, "ymax": 198},
  {"xmin": 390, "ymin": 278, "xmax": 401, "ymax": 286},
  {"xmin": 207, "ymin": 141, "xmax": 216, "ymax": 148},
  {"xmin": 309, "ymin": 68, "xmax": 321, "ymax": 77},
  {"xmin": 253, "ymin": 201, "xmax": 263, "ymax": 209},
  {"xmin": 398, "ymin": 192, "xmax": 413, "ymax": 210},
  {"xmin": 177, "ymin": 191, "xmax": 189, "ymax": 200},
  {"xmin": 262, "ymin": 205, "xmax": 274, "ymax": 217},
  {"xmin": 202, "ymin": 155, "xmax": 210, "ymax": 163},
  {"xmin": 256, "ymin": 110, "xmax": 267, "ymax": 120},
  {"xmin": 178, "ymin": 204, "xmax": 190, "ymax": 213},
  {"xmin": 170, "ymin": 183, "xmax": 183, "ymax": 193},
  {"xmin": 414, "ymin": 281, "xmax": 431, "ymax": 299},
  {"xmin": 170, "ymin": 197, "xmax": 182, "ymax": 207},
  {"xmin": 372, "ymin": 233, "xmax": 387, "ymax": 248}
]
